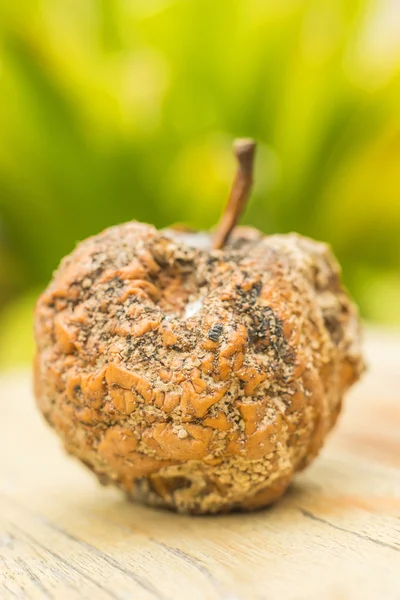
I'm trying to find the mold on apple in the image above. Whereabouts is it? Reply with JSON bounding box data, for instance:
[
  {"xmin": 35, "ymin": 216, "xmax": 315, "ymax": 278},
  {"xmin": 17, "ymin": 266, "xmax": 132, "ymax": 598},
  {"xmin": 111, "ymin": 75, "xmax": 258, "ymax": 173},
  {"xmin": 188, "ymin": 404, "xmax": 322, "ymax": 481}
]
[{"xmin": 33, "ymin": 140, "xmax": 364, "ymax": 514}]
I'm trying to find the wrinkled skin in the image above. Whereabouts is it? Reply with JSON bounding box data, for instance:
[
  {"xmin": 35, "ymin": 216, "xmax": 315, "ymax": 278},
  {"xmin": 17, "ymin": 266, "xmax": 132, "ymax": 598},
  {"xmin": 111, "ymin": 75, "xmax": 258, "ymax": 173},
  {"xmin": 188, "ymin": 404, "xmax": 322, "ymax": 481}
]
[{"xmin": 34, "ymin": 222, "xmax": 364, "ymax": 514}]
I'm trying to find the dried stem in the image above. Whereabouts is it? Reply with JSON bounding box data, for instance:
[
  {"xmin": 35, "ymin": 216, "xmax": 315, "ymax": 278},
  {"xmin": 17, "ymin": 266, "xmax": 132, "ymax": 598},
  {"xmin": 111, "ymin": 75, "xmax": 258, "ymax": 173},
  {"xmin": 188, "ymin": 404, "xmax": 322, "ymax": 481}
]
[{"xmin": 212, "ymin": 138, "xmax": 256, "ymax": 250}]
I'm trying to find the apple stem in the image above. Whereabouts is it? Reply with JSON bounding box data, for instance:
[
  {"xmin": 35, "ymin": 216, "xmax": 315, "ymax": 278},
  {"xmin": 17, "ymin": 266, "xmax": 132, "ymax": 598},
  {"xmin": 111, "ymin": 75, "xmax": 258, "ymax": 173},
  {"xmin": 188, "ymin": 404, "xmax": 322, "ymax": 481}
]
[{"xmin": 212, "ymin": 138, "xmax": 256, "ymax": 250}]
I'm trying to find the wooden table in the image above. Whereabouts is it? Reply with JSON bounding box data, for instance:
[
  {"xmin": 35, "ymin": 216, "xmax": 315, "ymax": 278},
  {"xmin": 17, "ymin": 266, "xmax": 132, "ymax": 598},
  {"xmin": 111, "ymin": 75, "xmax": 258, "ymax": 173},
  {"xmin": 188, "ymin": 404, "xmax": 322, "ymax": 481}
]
[{"xmin": 1, "ymin": 329, "xmax": 399, "ymax": 599}]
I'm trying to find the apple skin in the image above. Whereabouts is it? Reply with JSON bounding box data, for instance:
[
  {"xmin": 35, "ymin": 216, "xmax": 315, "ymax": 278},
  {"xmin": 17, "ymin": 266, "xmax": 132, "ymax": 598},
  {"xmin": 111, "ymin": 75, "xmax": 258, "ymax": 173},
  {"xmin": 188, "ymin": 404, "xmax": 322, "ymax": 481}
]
[{"xmin": 34, "ymin": 221, "xmax": 364, "ymax": 514}]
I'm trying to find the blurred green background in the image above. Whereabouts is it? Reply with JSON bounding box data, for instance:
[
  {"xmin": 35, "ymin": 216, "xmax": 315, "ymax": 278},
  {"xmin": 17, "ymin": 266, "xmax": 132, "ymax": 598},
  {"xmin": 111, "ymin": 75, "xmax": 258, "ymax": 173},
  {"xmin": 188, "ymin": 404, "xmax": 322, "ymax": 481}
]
[{"xmin": 1, "ymin": 0, "xmax": 400, "ymax": 367}]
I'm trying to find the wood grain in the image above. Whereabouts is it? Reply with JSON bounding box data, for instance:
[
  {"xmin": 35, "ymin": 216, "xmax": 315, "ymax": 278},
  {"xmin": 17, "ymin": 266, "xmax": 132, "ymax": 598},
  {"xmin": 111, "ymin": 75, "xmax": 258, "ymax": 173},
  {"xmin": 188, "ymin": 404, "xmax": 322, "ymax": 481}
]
[{"xmin": 1, "ymin": 329, "xmax": 399, "ymax": 600}]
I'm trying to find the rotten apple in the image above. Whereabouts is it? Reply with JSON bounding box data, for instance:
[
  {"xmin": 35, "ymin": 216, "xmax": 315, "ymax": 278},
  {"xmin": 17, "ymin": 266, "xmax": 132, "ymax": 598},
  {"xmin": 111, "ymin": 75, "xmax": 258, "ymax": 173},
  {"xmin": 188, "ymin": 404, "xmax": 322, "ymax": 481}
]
[{"xmin": 34, "ymin": 139, "xmax": 364, "ymax": 514}]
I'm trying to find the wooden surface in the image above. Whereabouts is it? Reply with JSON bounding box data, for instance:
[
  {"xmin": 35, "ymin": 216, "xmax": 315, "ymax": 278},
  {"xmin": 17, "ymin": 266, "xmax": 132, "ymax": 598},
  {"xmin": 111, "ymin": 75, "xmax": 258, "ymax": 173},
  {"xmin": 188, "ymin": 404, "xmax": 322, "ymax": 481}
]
[{"xmin": 1, "ymin": 329, "xmax": 399, "ymax": 600}]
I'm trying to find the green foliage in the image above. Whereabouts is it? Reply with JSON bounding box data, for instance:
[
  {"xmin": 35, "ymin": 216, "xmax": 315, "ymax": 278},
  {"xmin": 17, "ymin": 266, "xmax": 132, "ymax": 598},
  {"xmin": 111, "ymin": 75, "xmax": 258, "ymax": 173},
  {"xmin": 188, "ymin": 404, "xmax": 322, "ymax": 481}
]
[{"xmin": 1, "ymin": 0, "xmax": 400, "ymax": 365}]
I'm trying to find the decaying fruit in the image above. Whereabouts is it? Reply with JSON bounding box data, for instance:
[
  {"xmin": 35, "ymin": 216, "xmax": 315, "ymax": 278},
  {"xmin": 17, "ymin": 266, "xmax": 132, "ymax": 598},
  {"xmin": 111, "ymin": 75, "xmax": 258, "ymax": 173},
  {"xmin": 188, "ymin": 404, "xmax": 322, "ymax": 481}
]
[{"xmin": 34, "ymin": 140, "xmax": 364, "ymax": 514}]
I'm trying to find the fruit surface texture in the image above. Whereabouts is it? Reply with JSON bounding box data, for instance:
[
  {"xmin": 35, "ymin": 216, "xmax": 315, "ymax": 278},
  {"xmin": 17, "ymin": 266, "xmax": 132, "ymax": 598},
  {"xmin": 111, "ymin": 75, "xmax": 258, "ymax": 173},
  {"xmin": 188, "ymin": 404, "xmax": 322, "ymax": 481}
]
[{"xmin": 34, "ymin": 222, "xmax": 364, "ymax": 513}]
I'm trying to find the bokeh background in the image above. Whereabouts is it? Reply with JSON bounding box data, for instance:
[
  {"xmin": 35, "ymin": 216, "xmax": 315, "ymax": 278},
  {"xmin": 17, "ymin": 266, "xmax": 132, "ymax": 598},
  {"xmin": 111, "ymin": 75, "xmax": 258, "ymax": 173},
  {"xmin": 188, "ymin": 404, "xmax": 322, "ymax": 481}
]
[{"xmin": 1, "ymin": 0, "xmax": 400, "ymax": 368}]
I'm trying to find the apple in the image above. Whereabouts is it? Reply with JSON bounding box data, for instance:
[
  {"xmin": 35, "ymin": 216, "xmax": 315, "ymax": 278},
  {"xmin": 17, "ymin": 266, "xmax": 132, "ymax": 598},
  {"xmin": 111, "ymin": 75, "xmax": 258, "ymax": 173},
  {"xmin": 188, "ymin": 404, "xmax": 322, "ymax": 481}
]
[{"xmin": 34, "ymin": 139, "xmax": 364, "ymax": 514}]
